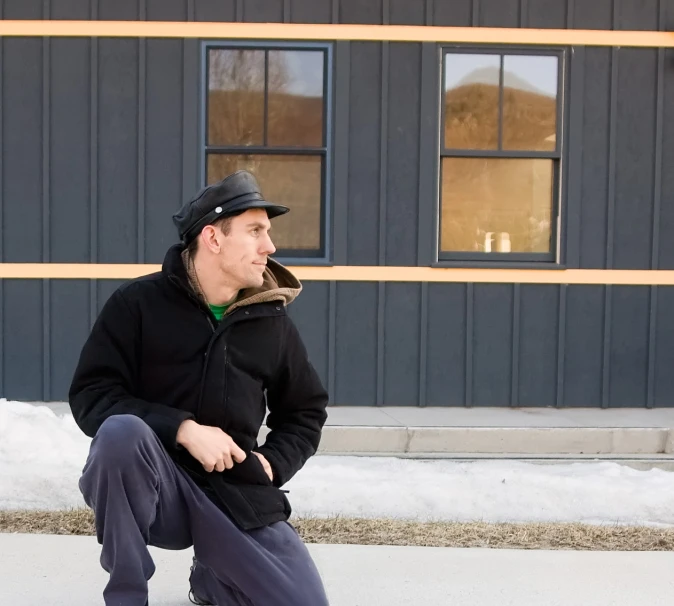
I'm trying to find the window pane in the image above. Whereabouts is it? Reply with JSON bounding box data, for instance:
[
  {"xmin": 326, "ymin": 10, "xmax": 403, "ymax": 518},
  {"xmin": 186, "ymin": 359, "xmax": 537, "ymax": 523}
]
[
  {"xmin": 208, "ymin": 49, "xmax": 265, "ymax": 146},
  {"xmin": 268, "ymin": 51, "xmax": 324, "ymax": 147},
  {"xmin": 440, "ymin": 158, "xmax": 554, "ymax": 253},
  {"xmin": 502, "ymin": 55, "xmax": 558, "ymax": 151},
  {"xmin": 444, "ymin": 54, "xmax": 500, "ymax": 150},
  {"xmin": 207, "ymin": 154, "xmax": 322, "ymax": 251}
]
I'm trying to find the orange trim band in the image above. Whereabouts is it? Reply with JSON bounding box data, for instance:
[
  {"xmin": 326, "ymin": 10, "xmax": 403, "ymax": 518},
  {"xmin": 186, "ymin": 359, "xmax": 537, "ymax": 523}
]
[
  {"xmin": 0, "ymin": 21, "xmax": 672, "ymax": 47},
  {"xmin": 2, "ymin": 264, "xmax": 674, "ymax": 285}
]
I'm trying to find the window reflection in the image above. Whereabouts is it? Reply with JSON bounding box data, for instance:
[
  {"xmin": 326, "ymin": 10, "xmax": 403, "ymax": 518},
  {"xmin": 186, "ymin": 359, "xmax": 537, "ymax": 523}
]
[
  {"xmin": 502, "ymin": 55, "xmax": 558, "ymax": 151},
  {"xmin": 444, "ymin": 54, "xmax": 500, "ymax": 150},
  {"xmin": 207, "ymin": 154, "xmax": 322, "ymax": 251},
  {"xmin": 208, "ymin": 49, "xmax": 265, "ymax": 146},
  {"xmin": 268, "ymin": 51, "xmax": 324, "ymax": 147},
  {"xmin": 440, "ymin": 158, "xmax": 554, "ymax": 253}
]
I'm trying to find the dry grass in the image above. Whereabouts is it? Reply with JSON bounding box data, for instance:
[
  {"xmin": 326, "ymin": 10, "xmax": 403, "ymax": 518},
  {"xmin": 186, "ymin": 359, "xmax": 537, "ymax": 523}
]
[{"xmin": 1, "ymin": 509, "xmax": 673, "ymax": 551}]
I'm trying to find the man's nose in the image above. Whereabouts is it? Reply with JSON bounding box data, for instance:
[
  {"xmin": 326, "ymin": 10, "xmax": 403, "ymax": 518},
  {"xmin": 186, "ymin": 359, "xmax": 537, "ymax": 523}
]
[{"xmin": 263, "ymin": 234, "xmax": 276, "ymax": 255}]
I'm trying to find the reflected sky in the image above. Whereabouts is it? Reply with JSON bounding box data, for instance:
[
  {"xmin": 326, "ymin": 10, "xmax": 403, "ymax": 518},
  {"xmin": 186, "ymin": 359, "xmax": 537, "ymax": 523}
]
[
  {"xmin": 445, "ymin": 53, "xmax": 558, "ymax": 97},
  {"xmin": 210, "ymin": 49, "xmax": 324, "ymax": 97}
]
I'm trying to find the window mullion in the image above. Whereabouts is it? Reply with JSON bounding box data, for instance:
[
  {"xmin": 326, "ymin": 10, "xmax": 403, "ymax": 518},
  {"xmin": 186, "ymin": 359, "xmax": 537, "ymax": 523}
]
[
  {"xmin": 263, "ymin": 50, "xmax": 269, "ymax": 147},
  {"xmin": 498, "ymin": 54, "xmax": 504, "ymax": 152}
]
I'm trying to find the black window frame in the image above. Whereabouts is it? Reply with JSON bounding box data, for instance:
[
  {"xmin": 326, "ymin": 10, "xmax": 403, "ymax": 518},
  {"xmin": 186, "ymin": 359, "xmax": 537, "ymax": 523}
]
[
  {"xmin": 200, "ymin": 41, "xmax": 333, "ymax": 264},
  {"xmin": 437, "ymin": 45, "xmax": 567, "ymax": 265}
]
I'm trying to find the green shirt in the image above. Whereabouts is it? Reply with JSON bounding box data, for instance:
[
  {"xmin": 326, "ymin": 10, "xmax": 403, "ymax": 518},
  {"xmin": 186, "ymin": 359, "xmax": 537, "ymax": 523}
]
[{"xmin": 209, "ymin": 303, "xmax": 230, "ymax": 322}]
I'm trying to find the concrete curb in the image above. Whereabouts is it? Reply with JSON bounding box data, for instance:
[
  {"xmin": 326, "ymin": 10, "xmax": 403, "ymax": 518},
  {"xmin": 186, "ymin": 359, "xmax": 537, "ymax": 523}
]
[{"xmin": 310, "ymin": 426, "xmax": 674, "ymax": 456}]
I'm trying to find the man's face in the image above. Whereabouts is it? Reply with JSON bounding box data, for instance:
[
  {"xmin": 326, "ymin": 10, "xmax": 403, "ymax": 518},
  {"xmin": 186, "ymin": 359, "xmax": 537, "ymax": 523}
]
[{"xmin": 215, "ymin": 208, "xmax": 276, "ymax": 290}]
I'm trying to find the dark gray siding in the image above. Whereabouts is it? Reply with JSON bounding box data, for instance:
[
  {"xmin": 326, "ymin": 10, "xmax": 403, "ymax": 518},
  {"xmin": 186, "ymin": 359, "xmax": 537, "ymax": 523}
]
[{"xmin": 1, "ymin": 0, "xmax": 674, "ymax": 407}]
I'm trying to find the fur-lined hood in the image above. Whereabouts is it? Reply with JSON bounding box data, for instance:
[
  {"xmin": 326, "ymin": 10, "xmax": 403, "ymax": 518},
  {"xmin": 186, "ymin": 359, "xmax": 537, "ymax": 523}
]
[{"xmin": 181, "ymin": 248, "xmax": 302, "ymax": 314}]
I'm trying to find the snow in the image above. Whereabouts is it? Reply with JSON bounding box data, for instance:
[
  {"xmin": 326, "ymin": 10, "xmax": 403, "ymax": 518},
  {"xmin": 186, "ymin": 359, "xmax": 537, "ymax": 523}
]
[{"xmin": 1, "ymin": 400, "xmax": 674, "ymax": 527}]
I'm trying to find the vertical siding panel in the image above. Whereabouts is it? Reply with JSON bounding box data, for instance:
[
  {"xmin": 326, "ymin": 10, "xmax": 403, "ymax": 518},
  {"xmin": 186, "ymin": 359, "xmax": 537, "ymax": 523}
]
[
  {"xmin": 556, "ymin": 285, "xmax": 567, "ymax": 407},
  {"xmin": 290, "ymin": 0, "xmax": 331, "ymax": 23},
  {"xmin": 579, "ymin": 48, "xmax": 611, "ymax": 268},
  {"xmin": 386, "ymin": 43, "xmax": 420, "ymax": 266},
  {"xmin": 42, "ymin": 0, "xmax": 51, "ymax": 400},
  {"xmin": 570, "ymin": 0, "xmax": 613, "ymax": 29},
  {"xmin": 418, "ymin": 282, "xmax": 428, "ymax": 407},
  {"xmin": 610, "ymin": 287, "xmax": 649, "ymax": 408},
  {"xmin": 527, "ymin": 0, "xmax": 567, "ymax": 28},
  {"xmin": 137, "ymin": 0, "xmax": 147, "ymax": 264},
  {"xmin": 427, "ymin": 284, "xmax": 466, "ymax": 407},
  {"xmin": 327, "ymin": 281, "xmax": 336, "ymax": 403},
  {"xmin": 601, "ymin": 285, "xmax": 612, "ymax": 408},
  {"xmin": 601, "ymin": 7, "xmax": 619, "ymax": 406},
  {"xmin": 146, "ymin": 0, "xmax": 185, "ymax": 20},
  {"xmin": 146, "ymin": 37, "xmax": 184, "ymax": 261},
  {"xmin": 182, "ymin": 6, "xmax": 198, "ymax": 204},
  {"xmin": 655, "ymin": 288, "xmax": 674, "ymax": 407},
  {"xmin": 471, "ymin": 0, "xmax": 479, "ymax": 25},
  {"xmin": 3, "ymin": 0, "xmax": 43, "ymax": 400},
  {"xmin": 479, "ymin": 0, "xmax": 519, "ymax": 27},
  {"xmin": 613, "ymin": 49, "xmax": 657, "ymax": 270},
  {"xmin": 335, "ymin": 283, "xmax": 377, "ymax": 405},
  {"xmin": 519, "ymin": 285, "xmax": 559, "ymax": 407},
  {"xmin": 417, "ymin": 42, "xmax": 439, "ymax": 266},
  {"xmin": 287, "ymin": 283, "xmax": 329, "ymax": 387},
  {"xmin": 465, "ymin": 283, "xmax": 474, "ymax": 406},
  {"xmin": 51, "ymin": 1, "xmax": 109, "ymax": 397},
  {"xmin": 384, "ymin": 284, "xmax": 421, "ymax": 406},
  {"xmin": 0, "ymin": 0, "xmax": 4, "ymax": 397},
  {"xmin": 242, "ymin": 0, "xmax": 284, "ymax": 22},
  {"xmin": 564, "ymin": 286, "xmax": 604, "ymax": 406},
  {"xmin": 333, "ymin": 41, "xmax": 350, "ymax": 265},
  {"xmin": 375, "ymin": 0, "xmax": 389, "ymax": 406},
  {"xmin": 510, "ymin": 285, "xmax": 520, "ymax": 406},
  {"xmin": 473, "ymin": 285, "xmax": 513, "ymax": 407},
  {"xmin": 390, "ymin": 0, "xmax": 424, "ymax": 25},
  {"xmin": 347, "ymin": 42, "xmax": 380, "ymax": 264},
  {"xmin": 564, "ymin": 45, "xmax": 584, "ymax": 268},
  {"xmin": 195, "ymin": 0, "xmax": 235, "ymax": 21},
  {"xmin": 97, "ymin": 36, "xmax": 139, "ymax": 263},
  {"xmin": 616, "ymin": 0, "xmax": 658, "ymax": 29},
  {"xmin": 89, "ymin": 0, "xmax": 98, "ymax": 327},
  {"xmin": 338, "ymin": 0, "xmax": 383, "ymax": 24},
  {"xmin": 431, "ymin": 0, "xmax": 472, "ymax": 25},
  {"xmin": 648, "ymin": 4, "xmax": 666, "ymax": 407}
]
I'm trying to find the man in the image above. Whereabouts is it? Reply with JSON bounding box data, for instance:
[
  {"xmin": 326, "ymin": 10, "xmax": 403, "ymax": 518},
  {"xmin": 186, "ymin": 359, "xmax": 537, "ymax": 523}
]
[{"xmin": 69, "ymin": 170, "xmax": 330, "ymax": 606}]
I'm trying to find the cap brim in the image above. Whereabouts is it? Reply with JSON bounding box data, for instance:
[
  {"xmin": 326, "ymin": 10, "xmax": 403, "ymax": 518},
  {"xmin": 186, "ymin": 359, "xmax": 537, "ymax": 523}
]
[{"xmin": 226, "ymin": 200, "xmax": 290, "ymax": 219}]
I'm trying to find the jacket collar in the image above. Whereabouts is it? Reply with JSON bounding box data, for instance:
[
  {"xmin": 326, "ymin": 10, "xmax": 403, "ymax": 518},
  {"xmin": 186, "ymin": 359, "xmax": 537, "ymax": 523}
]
[{"xmin": 162, "ymin": 243, "xmax": 302, "ymax": 313}]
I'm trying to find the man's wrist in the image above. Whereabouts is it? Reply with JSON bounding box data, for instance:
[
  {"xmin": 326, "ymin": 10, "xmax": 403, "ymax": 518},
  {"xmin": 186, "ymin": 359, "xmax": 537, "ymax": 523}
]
[{"xmin": 176, "ymin": 419, "xmax": 198, "ymax": 446}]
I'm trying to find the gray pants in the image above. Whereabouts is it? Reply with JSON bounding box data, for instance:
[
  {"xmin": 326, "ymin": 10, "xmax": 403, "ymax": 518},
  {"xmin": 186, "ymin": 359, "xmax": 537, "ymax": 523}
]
[{"xmin": 79, "ymin": 415, "xmax": 329, "ymax": 606}]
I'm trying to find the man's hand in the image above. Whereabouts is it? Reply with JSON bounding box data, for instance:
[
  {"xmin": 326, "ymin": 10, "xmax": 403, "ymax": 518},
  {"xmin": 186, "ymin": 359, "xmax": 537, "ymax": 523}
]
[
  {"xmin": 253, "ymin": 451, "xmax": 274, "ymax": 482},
  {"xmin": 176, "ymin": 419, "xmax": 246, "ymax": 473}
]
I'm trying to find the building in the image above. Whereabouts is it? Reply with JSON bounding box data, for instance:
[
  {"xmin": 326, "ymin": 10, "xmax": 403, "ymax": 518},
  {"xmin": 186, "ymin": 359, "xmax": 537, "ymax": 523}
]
[{"xmin": 1, "ymin": 0, "xmax": 673, "ymax": 408}]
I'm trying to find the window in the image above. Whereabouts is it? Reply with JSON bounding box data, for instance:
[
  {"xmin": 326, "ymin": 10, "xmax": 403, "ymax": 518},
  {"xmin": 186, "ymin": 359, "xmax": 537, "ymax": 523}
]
[
  {"xmin": 439, "ymin": 49, "xmax": 564, "ymax": 262},
  {"xmin": 204, "ymin": 44, "xmax": 331, "ymax": 259}
]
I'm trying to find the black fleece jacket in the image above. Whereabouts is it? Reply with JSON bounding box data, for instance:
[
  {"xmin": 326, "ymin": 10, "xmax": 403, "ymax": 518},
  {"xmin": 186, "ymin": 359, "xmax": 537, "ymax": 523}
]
[{"xmin": 69, "ymin": 243, "xmax": 328, "ymax": 530}]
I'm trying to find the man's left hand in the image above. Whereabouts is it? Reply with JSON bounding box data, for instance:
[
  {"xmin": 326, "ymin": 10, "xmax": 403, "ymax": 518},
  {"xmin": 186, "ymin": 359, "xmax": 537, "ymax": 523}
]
[{"xmin": 253, "ymin": 451, "xmax": 274, "ymax": 482}]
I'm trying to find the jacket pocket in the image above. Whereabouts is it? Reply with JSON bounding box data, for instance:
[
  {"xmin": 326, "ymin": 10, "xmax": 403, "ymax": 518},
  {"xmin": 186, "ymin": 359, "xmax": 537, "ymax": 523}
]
[{"xmin": 220, "ymin": 451, "xmax": 272, "ymax": 486}]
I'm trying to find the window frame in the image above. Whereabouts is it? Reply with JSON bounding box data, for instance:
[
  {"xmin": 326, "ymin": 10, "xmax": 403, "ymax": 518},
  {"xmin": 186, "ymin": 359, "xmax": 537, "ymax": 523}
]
[
  {"xmin": 437, "ymin": 45, "xmax": 567, "ymax": 265},
  {"xmin": 200, "ymin": 40, "xmax": 334, "ymax": 264}
]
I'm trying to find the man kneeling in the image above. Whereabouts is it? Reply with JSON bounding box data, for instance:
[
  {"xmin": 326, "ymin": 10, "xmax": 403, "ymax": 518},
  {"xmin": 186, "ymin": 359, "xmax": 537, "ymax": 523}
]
[{"xmin": 69, "ymin": 170, "xmax": 330, "ymax": 606}]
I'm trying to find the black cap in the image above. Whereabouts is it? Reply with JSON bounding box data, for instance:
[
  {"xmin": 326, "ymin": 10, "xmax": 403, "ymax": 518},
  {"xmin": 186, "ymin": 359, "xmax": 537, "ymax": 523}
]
[{"xmin": 172, "ymin": 170, "xmax": 289, "ymax": 244}]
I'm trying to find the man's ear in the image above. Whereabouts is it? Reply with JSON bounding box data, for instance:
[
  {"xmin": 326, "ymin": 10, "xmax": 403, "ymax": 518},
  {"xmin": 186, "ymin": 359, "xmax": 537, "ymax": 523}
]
[{"xmin": 201, "ymin": 225, "xmax": 221, "ymax": 254}]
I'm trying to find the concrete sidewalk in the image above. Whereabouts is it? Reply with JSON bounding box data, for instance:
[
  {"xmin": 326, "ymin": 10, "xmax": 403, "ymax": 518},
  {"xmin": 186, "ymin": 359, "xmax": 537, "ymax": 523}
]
[
  {"xmin": 43, "ymin": 402, "xmax": 674, "ymax": 463},
  {"xmin": 1, "ymin": 533, "xmax": 673, "ymax": 606}
]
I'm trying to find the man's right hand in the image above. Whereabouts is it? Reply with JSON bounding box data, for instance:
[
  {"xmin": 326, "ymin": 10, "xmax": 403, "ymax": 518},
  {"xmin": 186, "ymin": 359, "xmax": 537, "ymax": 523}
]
[{"xmin": 176, "ymin": 419, "xmax": 247, "ymax": 473}]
